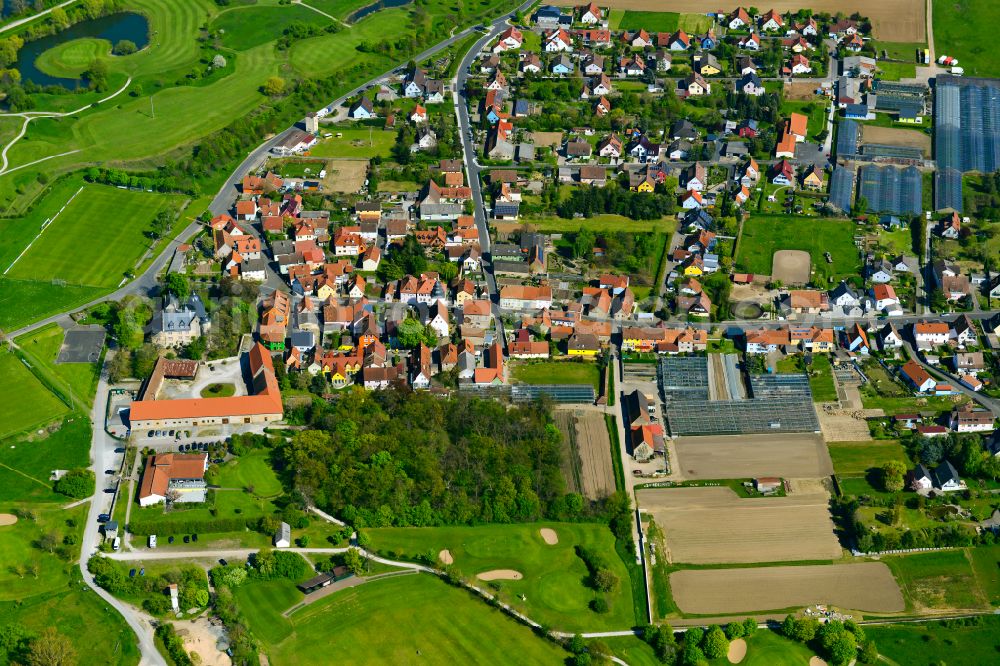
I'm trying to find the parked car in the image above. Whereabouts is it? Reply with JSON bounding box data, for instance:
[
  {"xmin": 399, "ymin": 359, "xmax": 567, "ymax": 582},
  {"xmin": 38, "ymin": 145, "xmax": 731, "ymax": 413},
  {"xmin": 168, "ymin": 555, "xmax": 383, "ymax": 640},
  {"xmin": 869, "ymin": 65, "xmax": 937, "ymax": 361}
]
[
  {"xmin": 168, "ymin": 536, "xmax": 175, "ymax": 544},
  {"xmin": 183, "ymin": 535, "xmax": 190, "ymax": 544},
  {"xmin": 114, "ymin": 447, "xmax": 125, "ymax": 453},
  {"xmin": 219, "ymin": 559, "xmax": 227, "ymax": 566},
  {"xmin": 97, "ymin": 514, "xmax": 110, "ymax": 522},
  {"xmin": 129, "ymin": 568, "xmax": 136, "ymax": 578},
  {"xmin": 104, "ymin": 469, "xmax": 115, "ymax": 475},
  {"xmin": 103, "ymin": 487, "xmax": 115, "ymax": 493}
]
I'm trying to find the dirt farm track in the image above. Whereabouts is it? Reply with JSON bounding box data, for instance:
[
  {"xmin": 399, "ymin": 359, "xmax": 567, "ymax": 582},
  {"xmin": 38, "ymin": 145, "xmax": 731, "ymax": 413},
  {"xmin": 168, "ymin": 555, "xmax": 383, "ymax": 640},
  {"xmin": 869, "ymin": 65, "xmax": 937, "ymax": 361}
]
[
  {"xmin": 673, "ymin": 433, "xmax": 833, "ymax": 480},
  {"xmin": 671, "ymin": 563, "xmax": 905, "ymax": 615},
  {"xmin": 640, "ymin": 486, "xmax": 842, "ymax": 564},
  {"xmin": 549, "ymin": 0, "xmax": 925, "ymax": 42}
]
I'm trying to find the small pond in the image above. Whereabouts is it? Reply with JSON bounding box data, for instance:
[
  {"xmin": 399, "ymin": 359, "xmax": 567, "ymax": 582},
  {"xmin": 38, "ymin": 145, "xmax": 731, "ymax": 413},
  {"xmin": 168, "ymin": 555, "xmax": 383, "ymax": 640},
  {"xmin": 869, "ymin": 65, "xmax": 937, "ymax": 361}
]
[
  {"xmin": 16, "ymin": 12, "xmax": 149, "ymax": 88},
  {"xmin": 347, "ymin": 0, "xmax": 412, "ymax": 24}
]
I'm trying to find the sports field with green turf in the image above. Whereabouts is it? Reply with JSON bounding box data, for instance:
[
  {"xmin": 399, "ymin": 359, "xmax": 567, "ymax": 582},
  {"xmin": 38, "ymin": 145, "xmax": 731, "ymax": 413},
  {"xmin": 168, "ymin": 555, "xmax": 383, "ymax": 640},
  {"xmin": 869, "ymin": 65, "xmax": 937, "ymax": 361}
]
[
  {"xmin": 0, "ymin": 350, "xmax": 70, "ymax": 440},
  {"xmin": 260, "ymin": 573, "xmax": 568, "ymax": 664},
  {"xmin": 34, "ymin": 38, "xmax": 113, "ymax": 77},
  {"xmin": 368, "ymin": 522, "xmax": 635, "ymax": 632},
  {"xmin": 5, "ymin": 183, "xmax": 183, "ymax": 289},
  {"xmin": 234, "ymin": 579, "xmax": 303, "ymax": 645}
]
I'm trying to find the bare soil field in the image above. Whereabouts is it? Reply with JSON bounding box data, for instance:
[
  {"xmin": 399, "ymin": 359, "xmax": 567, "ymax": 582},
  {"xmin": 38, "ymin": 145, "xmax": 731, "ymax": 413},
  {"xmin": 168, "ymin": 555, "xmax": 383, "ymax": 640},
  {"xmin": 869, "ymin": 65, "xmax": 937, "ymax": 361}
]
[
  {"xmin": 549, "ymin": 0, "xmax": 925, "ymax": 41},
  {"xmin": 639, "ymin": 486, "xmax": 842, "ymax": 564},
  {"xmin": 574, "ymin": 411, "xmax": 616, "ymax": 499},
  {"xmin": 672, "ymin": 433, "xmax": 833, "ymax": 479},
  {"xmin": 671, "ymin": 562, "xmax": 904, "ymax": 614},
  {"xmin": 772, "ymin": 249, "xmax": 811, "ymax": 285},
  {"xmin": 785, "ymin": 80, "xmax": 822, "ymax": 101},
  {"xmin": 323, "ymin": 159, "xmax": 368, "ymax": 193},
  {"xmin": 862, "ymin": 125, "xmax": 932, "ymax": 157},
  {"xmin": 818, "ymin": 405, "xmax": 883, "ymax": 441},
  {"xmin": 530, "ymin": 131, "xmax": 564, "ymax": 148},
  {"xmin": 554, "ymin": 411, "xmax": 583, "ymax": 495}
]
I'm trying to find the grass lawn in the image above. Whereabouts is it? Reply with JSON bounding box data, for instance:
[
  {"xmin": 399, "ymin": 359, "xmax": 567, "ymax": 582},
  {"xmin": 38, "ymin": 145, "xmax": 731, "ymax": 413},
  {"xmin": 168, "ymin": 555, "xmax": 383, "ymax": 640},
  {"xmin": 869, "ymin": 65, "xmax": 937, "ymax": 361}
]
[
  {"xmin": 932, "ymin": 0, "xmax": 1000, "ymax": 78},
  {"xmin": 875, "ymin": 41, "xmax": 927, "ymax": 62},
  {"xmin": 235, "ymin": 579, "xmax": 302, "ymax": 644},
  {"xmin": 725, "ymin": 629, "xmax": 818, "ymax": 666},
  {"xmin": 0, "ymin": 279, "xmax": 105, "ymax": 332},
  {"xmin": 0, "ymin": 502, "xmax": 88, "ymax": 601},
  {"xmin": 307, "ymin": 129, "xmax": 396, "ymax": 159},
  {"xmin": 34, "ymin": 38, "xmax": 112, "ymax": 78},
  {"xmin": 877, "ymin": 61, "xmax": 917, "ymax": 81},
  {"xmin": 265, "ymin": 573, "xmax": 568, "ymax": 664},
  {"xmin": 805, "ymin": 354, "xmax": 837, "ymax": 402},
  {"xmin": 207, "ymin": 450, "xmax": 283, "ymax": 497},
  {"xmin": 0, "ymin": 416, "xmax": 91, "ymax": 502},
  {"xmin": 511, "ymin": 361, "xmax": 600, "ymax": 390},
  {"xmin": 0, "ymin": 349, "xmax": 70, "ymax": 440},
  {"xmin": 781, "ymin": 100, "xmax": 829, "ymax": 141},
  {"xmin": 5, "ymin": 183, "xmax": 184, "ymax": 290},
  {"xmin": 827, "ymin": 440, "xmax": 908, "ymax": 477},
  {"xmin": 884, "ymin": 549, "xmax": 990, "ymax": 612},
  {"xmin": 869, "ymin": 615, "xmax": 1000, "ymax": 666},
  {"xmin": 211, "ymin": 3, "xmax": 331, "ymax": 50},
  {"xmin": 15, "ymin": 323, "xmax": 102, "ymax": 406},
  {"xmin": 968, "ymin": 544, "xmax": 1000, "ymax": 606},
  {"xmin": 201, "ymin": 382, "xmax": 236, "ymax": 398},
  {"xmin": 601, "ymin": 636, "xmax": 662, "ymax": 666},
  {"xmin": 306, "ymin": 0, "xmax": 371, "ymax": 19},
  {"xmin": 616, "ymin": 10, "xmax": 679, "ymax": 32},
  {"xmin": 735, "ymin": 215, "xmax": 860, "ymax": 283},
  {"xmin": 1, "ymin": 576, "xmax": 140, "ymax": 665},
  {"xmin": 514, "ymin": 214, "xmax": 674, "ymax": 234},
  {"xmin": 367, "ymin": 522, "xmax": 635, "ymax": 632},
  {"xmin": 859, "ymin": 394, "xmax": 967, "ymax": 416}
]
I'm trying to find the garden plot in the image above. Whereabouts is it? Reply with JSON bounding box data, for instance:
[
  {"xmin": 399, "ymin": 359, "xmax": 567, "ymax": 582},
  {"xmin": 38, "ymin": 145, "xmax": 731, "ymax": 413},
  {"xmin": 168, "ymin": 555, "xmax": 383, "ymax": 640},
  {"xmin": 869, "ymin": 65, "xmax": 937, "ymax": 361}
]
[
  {"xmin": 639, "ymin": 486, "xmax": 842, "ymax": 564},
  {"xmin": 671, "ymin": 562, "xmax": 905, "ymax": 614}
]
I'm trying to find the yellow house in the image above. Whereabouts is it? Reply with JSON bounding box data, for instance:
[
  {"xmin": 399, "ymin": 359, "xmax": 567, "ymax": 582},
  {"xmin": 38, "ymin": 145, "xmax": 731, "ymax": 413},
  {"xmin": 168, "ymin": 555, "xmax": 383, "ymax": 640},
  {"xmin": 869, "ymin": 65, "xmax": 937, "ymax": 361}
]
[
  {"xmin": 567, "ymin": 333, "xmax": 601, "ymax": 358},
  {"xmin": 315, "ymin": 282, "xmax": 337, "ymax": 301},
  {"xmin": 700, "ymin": 63, "xmax": 721, "ymax": 76},
  {"xmin": 801, "ymin": 168, "xmax": 824, "ymax": 190},
  {"xmin": 634, "ymin": 176, "xmax": 655, "ymax": 193},
  {"xmin": 682, "ymin": 257, "xmax": 704, "ymax": 276},
  {"xmin": 454, "ymin": 289, "xmax": 474, "ymax": 305}
]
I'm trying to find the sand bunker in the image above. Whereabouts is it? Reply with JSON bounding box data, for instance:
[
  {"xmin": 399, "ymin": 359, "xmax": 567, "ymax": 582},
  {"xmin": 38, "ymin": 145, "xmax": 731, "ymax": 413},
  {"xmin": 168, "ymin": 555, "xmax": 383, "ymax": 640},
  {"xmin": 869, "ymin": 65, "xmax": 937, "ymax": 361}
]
[
  {"xmin": 477, "ymin": 569, "xmax": 524, "ymax": 581},
  {"xmin": 540, "ymin": 528, "xmax": 558, "ymax": 545},
  {"xmin": 810, "ymin": 658, "xmax": 828, "ymax": 666},
  {"xmin": 0, "ymin": 514, "xmax": 17, "ymax": 526},
  {"xmin": 438, "ymin": 549, "xmax": 454, "ymax": 565},
  {"xmin": 727, "ymin": 638, "xmax": 747, "ymax": 664}
]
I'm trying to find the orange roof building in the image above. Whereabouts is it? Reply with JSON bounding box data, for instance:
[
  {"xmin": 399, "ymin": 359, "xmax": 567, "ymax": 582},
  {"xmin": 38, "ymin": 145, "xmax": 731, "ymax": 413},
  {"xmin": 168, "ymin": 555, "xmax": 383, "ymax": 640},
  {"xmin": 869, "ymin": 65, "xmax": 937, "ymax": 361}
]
[
  {"xmin": 129, "ymin": 343, "xmax": 283, "ymax": 431},
  {"xmin": 138, "ymin": 453, "xmax": 208, "ymax": 507}
]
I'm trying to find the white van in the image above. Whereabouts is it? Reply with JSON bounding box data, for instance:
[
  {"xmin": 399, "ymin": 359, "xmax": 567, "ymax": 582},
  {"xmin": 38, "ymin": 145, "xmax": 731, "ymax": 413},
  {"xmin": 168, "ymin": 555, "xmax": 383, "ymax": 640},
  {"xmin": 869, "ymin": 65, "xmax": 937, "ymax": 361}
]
[
  {"xmin": 149, "ymin": 535, "xmax": 157, "ymax": 548},
  {"xmin": 112, "ymin": 537, "xmax": 121, "ymax": 551}
]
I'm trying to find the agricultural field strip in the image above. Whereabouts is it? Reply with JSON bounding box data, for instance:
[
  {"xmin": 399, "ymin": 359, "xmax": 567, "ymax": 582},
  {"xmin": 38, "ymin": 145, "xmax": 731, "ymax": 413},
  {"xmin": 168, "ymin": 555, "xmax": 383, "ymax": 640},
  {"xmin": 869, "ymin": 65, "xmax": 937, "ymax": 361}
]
[
  {"xmin": 640, "ymin": 486, "xmax": 842, "ymax": 564},
  {"xmin": 670, "ymin": 563, "xmax": 905, "ymax": 615},
  {"xmin": 672, "ymin": 433, "xmax": 833, "ymax": 480}
]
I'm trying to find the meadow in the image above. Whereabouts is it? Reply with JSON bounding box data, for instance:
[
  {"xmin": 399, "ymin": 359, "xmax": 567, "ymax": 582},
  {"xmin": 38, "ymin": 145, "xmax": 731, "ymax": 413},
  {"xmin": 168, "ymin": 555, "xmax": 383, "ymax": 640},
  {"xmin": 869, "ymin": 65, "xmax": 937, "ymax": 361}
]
[
  {"xmin": 307, "ymin": 128, "xmax": 396, "ymax": 159},
  {"xmin": 211, "ymin": 3, "xmax": 330, "ymax": 50},
  {"xmin": 884, "ymin": 549, "xmax": 992, "ymax": 612},
  {"xmin": 234, "ymin": 579, "xmax": 303, "ymax": 645},
  {"xmin": 511, "ymin": 360, "xmax": 601, "ymax": 389},
  {"xmin": 367, "ymin": 522, "xmax": 636, "ymax": 632},
  {"xmin": 735, "ymin": 215, "xmax": 860, "ymax": 283},
  {"xmin": 206, "ymin": 450, "xmax": 283, "ymax": 498},
  {"xmin": 868, "ymin": 615, "xmax": 1000, "ymax": 666},
  {"xmin": 0, "ymin": 502, "xmax": 90, "ymax": 602},
  {"xmin": 515, "ymin": 214, "xmax": 675, "ymax": 234},
  {"xmin": 0, "ymin": 416, "xmax": 91, "ymax": 502},
  {"xmin": 827, "ymin": 440, "xmax": 909, "ymax": 477},
  {"xmin": 932, "ymin": 0, "xmax": 1000, "ymax": 78},
  {"xmin": 15, "ymin": 323, "xmax": 103, "ymax": 405},
  {"xmin": 0, "ymin": 349, "xmax": 70, "ymax": 439},
  {"xmin": 263, "ymin": 573, "xmax": 569, "ymax": 664}
]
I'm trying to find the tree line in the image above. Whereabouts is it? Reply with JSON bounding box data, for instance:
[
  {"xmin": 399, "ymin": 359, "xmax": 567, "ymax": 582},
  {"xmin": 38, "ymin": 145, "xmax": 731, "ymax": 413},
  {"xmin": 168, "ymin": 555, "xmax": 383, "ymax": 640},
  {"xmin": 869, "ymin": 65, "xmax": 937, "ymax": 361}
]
[{"xmin": 556, "ymin": 185, "xmax": 676, "ymax": 221}]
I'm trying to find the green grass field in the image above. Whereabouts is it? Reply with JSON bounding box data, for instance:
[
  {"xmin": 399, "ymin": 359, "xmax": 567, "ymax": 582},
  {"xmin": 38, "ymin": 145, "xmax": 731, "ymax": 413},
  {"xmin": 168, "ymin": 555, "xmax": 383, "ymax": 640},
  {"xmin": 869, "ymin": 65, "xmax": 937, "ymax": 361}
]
[
  {"xmin": 884, "ymin": 550, "xmax": 990, "ymax": 612},
  {"xmin": 234, "ymin": 579, "xmax": 302, "ymax": 644},
  {"xmin": 0, "ymin": 502, "xmax": 89, "ymax": 601},
  {"xmin": 0, "ymin": 416, "xmax": 90, "ymax": 502},
  {"xmin": 877, "ymin": 61, "xmax": 917, "ymax": 81},
  {"xmin": 781, "ymin": 100, "xmax": 830, "ymax": 141},
  {"xmin": 932, "ymin": 0, "xmax": 1000, "ymax": 78},
  {"xmin": 207, "ymin": 450, "xmax": 283, "ymax": 498},
  {"xmin": 735, "ymin": 215, "xmax": 860, "ymax": 283},
  {"xmin": 211, "ymin": 3, "xmax": 331, "ymax": 50},
  {"xmin": 514, "ymin": 214, "xmax": 674, "ymax": 234},
  {"xmin": 5, "ymin": 183, "xmax": 183, "ymax": 289},
  {"xmin": 511, "ymin": 361, "xmax": 601, "ymax": 390},
  {"xmin": 0, "ymin": 350, "xmax": 70, "ymax": 440},
  {"xmin": 306, "ymin": 0, "xmax": 371, "ymax": 20},
  {"xmin": 307, "ymin": 129, "xmax": 396, "ymax": 159},
  {"xmin": 15, "ymin": 324, "xmax": 103, "ymax": 406},
  {"xmin": 604, "ymin": 629, "xmax": 817, "ymax": 666},
  {"xmin": 869, "ymin": 615, "xmax": 1000, "ymax": 666},
  {"xmin": 34, "ymin": 38, "xmax": 113, "ymax": 77},
  {"xmin": 968, "ymin": 545, "xmax": 1000, "ymax": 606},
  {"xmin": 615, "ymin": 10, "xmax": 679, "ymax": 32},
  {"xmin": 367, "ymin": 522, "xmax": 635, "ymax": 632},
  {"xmin": 827, "ymin": 440, "xmax": 909, "ymax": 477},
  {"xmin": 262, "ymin": 573, "xmax": 568, "ymax": 664}
]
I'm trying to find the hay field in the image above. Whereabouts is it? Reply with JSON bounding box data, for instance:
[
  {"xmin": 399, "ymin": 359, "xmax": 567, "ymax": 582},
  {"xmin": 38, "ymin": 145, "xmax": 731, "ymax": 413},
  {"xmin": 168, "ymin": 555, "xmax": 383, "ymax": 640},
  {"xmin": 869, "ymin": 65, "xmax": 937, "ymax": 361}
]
[
  {"xmin": 673, "ymin": 433, "xmax": 833, "ymax": 480},
  {"xmin": 671, "ymin": 562, "xmax": 905, "ymax": 614},
  {"xmin": 324, "ymin": 159, "xmax": 369, "ymax": 193},
  {"xmin": 862, "ymin": 125, "xmax": 932, "ymax": 157},
  {"xmin": 640, "ymin": 486, "xmax": 841, "ymax": 564},
  {"xmin": 548, "ymin": 0, "xmax": 925, "ymax": 41}
]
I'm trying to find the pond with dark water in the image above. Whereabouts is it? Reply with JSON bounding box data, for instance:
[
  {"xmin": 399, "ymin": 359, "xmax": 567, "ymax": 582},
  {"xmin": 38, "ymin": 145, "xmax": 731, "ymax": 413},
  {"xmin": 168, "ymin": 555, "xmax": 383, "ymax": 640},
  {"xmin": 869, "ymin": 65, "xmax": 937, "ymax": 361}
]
[{"xmin": 16, "ymin": 12, "xmax": 149, "ymax": 88}]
